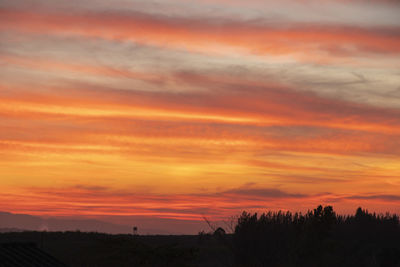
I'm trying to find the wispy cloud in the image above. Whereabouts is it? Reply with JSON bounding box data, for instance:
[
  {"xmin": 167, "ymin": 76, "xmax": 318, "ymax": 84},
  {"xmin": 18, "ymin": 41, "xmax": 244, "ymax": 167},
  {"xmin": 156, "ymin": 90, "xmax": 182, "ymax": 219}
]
[
  {"xmin": 1, "ymin": 0, "xmax": 399, "ymax": 231},
  {"xmin": 1, "ymin": 185, "xmax": 399, "ymax": 225},
  {"xmin": 1, "ymin": 8, "xmax": 399, "ymax": 61},
  {"xmin": 346, "ymin": 194, "xmax": 400, "ymax": 201}
]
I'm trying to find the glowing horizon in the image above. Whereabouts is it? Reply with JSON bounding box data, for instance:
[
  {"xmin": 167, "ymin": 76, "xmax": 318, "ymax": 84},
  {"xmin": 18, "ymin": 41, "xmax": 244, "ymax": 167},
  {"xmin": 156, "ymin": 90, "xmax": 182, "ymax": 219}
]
[{"xmin": 0, "ymin": 0, "xmax": 399, "ymax": 233}]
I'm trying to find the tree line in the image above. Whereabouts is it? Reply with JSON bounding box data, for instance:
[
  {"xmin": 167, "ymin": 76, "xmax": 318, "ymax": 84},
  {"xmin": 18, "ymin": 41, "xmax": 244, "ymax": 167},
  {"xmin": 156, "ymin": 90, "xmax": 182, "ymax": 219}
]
[{"xmin": 233, "ymin": 205, "xmax": 400, "ymax": 267}]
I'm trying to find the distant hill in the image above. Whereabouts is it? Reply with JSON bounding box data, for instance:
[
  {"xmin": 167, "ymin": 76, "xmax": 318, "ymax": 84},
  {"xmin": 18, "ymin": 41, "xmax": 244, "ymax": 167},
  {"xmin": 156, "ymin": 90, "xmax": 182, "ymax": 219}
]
[
  {"xmin": 0, "ymin": 228, "xmax": 26, "ymax": 233},
  {"xmin": 0, "ymin": 211, "xmax": 203, "ymax": 235},
  {"xmin": 0, "ymin": 211, "xmax": 132, "ymax": 234}
]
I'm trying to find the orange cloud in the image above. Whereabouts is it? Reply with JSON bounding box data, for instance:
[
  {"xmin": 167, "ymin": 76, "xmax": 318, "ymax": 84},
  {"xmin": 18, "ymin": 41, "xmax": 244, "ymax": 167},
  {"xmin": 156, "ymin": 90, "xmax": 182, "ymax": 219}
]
[
  {"xmin": 1, "ymin": 69, "xmax": 400, "ymax": 135},
  {"xmin": 1, "ymin": 8, "xmax": 399, "ymax": 61},
  {"xmin": 1, "ymin": 4, "xmax": 400, "ymax": 230},
  {"xmin": 1, "ymin": 186, "xmax": 399, "ymax": 222}
]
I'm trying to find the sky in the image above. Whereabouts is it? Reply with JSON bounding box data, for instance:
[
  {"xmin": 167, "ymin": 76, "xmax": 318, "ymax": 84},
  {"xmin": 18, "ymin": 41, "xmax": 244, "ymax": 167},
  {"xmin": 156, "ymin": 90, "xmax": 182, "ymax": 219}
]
[{"xmin": 0, "ymin": 0, "xmax": 400, "ymax": 234}]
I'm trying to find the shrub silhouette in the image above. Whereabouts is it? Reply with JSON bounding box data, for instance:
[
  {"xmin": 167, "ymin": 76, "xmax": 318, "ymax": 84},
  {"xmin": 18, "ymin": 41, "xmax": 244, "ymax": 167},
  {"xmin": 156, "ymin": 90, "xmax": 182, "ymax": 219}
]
[{"xmin": 233, "ymin": 205, "xmax": 400, "ymax": 267}]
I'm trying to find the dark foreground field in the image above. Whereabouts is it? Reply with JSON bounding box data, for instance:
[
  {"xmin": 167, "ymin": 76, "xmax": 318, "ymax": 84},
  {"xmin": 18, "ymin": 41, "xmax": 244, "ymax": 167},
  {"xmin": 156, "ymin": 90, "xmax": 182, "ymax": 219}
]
[
  {"xmin": 1, "ymin": 206, "xmax": 399, "ymax": 267},
  {"xmin": 0, "ymin": 231, "xmax": 232, "ymax": 267}
]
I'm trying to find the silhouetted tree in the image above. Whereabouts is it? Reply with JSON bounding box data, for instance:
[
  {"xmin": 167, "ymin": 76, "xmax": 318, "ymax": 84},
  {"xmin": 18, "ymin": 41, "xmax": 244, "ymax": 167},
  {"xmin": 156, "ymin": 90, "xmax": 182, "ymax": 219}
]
[{"xmin": 233, "ymin": 205, "xmax": 400, "ymax": 267}]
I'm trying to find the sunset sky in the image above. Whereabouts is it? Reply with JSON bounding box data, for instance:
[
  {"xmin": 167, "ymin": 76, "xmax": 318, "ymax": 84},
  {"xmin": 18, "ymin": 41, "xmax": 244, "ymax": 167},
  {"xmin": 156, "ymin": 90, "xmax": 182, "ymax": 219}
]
[{"xmin": 1, "ymin": 0, "xmax": 399, "ymax": 234}]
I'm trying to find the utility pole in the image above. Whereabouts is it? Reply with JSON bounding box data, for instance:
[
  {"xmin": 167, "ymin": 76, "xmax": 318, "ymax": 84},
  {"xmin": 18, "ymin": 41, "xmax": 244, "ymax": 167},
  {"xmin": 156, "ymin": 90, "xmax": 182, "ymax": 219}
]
[{"xmin": 133, "ymin": 226, "xmax": 138, "ymax": 236}]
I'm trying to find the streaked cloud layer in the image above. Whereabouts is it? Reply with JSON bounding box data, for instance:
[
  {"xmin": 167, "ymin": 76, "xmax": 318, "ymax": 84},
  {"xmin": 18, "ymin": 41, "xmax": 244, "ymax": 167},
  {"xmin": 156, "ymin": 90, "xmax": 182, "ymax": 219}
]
[{"xmin": 1, "ymin": 0, "xmax": 399, "ymax": 233}]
